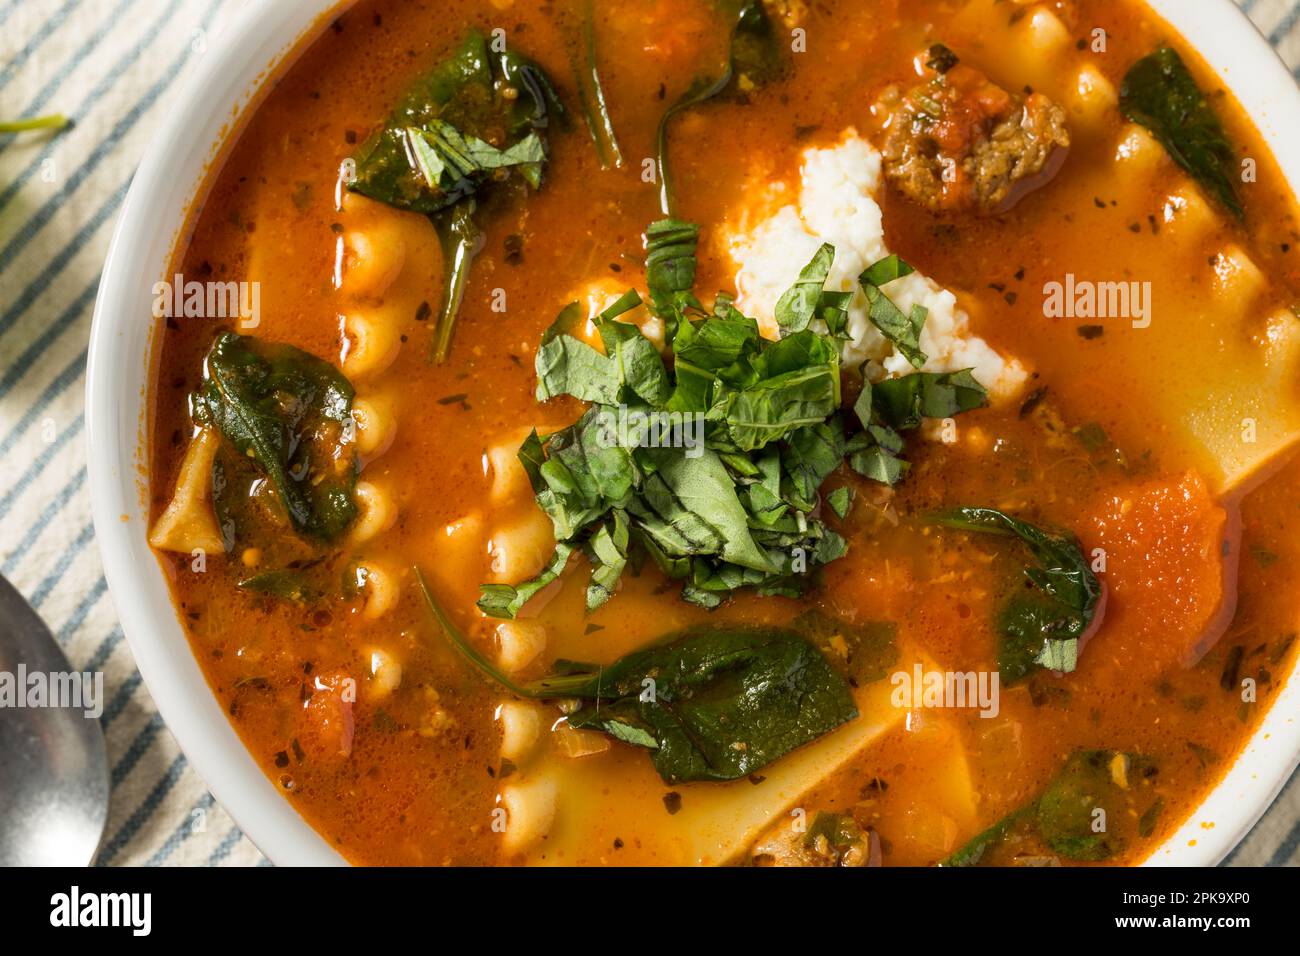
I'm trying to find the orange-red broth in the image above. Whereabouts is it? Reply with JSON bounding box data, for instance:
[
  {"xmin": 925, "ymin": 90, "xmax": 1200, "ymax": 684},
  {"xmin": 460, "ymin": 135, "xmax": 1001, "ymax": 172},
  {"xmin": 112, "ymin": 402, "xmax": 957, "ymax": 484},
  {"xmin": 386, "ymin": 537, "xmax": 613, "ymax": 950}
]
[{"xmin": 149, "ymin": 0, "xmax": 1300, "ymax": 864}]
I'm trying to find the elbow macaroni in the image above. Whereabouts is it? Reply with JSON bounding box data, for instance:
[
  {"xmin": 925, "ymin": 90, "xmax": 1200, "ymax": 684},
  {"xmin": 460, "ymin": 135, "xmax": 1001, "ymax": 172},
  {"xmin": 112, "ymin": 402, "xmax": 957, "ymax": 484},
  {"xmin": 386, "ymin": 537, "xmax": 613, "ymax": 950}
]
[
  {"xmin": 487, "ymin": 508, "xmax": 556, "ymax": 584},
  {"xmin": 342, "ymin": 225, "xmax": 407, "ymax": 301},
  {"xmin": 500, "ymin": 775, "xmax": 558, "ymax": 853},
  {"xmin": 495, "ymin": 619, "xmax": 548, "ymax": 674},
  {"xmin": 365, "ymin": 646, "xmax": 403, "ymax": 700},
  {"xmin": 352, "ymin": 394, "xmax": 397, "ymax": 461},
  {"xmin": 341, "ymin": 311, "xmax": 401, "ymax": 382},
  {"xmin": 356, "ymin": 561, "xmax": 400, "ymax": 619},
  {"xmin": 486, "ymin": 429, "xmax": 536, "ymax": 505},
  {"xmin": 497, "ymin": 700, "xmax": 544, "ymax": 764},
  {"xmin": 349, "ymin": 480, "xmax": 398, "ymax": 544}
]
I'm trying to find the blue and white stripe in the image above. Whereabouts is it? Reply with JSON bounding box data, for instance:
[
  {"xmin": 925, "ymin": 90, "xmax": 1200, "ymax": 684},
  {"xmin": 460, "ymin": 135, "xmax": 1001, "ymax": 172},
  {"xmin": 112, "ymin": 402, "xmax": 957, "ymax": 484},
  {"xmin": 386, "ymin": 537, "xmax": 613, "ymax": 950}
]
[
  {"xmin": 0, "ymin": 0, "xmax": 1297, "ymax": 868},
  {"xmin": 0, "ymin": 0, "xmax": 260, "ymax": 868}
]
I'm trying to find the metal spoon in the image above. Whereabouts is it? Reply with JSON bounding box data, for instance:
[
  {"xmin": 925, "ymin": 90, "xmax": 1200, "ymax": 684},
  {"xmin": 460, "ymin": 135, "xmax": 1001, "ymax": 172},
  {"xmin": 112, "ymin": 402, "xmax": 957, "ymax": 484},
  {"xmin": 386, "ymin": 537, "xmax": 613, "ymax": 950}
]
[{"xmin": 0, "ymin": 572, "xmax": 109, "ymax": 865}]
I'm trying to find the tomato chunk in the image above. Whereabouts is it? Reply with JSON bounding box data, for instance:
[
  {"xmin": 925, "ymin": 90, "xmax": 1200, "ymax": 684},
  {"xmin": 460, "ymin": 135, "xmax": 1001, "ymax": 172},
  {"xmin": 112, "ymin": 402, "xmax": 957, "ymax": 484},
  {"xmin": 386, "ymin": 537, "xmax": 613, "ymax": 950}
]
[{"xmin": 1080, "ymin": 472, "xmax": 1238, "ymax": 682}]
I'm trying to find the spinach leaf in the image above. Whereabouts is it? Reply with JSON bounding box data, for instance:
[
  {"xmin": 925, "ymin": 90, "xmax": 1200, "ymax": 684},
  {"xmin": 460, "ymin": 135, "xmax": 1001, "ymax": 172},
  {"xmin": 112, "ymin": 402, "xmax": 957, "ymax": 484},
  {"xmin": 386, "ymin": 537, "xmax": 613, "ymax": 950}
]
[
  {"xmin": 348, "ymin": 31, "xmax": 563, "ymax": 362},
  {"xmin": 238, "ymin": 569, "xmax": 323, "ymax": 604},
  {"xmin": 574, "ymin": 0, "xmax": 624, "ymax": 169},
  {"xmin": 859, "ymin": 255, "xmax": 927, "ymax": 368},
  {"xmin": 655, "ymin": 0, "xmax": 781, "ymax": 215},
  {"xmin": 825, "ymin": 486, "xmax": 853, "ymax": 520},
  {"xmin": 942, "ymin": 750, "xmax": 1152, "ymax": 865},
  {"xmin": 1120, "ymin": 47, "xmax": 1243, "ymax": 219},
  {"xmin": 431, "ymin": 200, "xmax": 486, "ymax": 363},
  {"xmin": 350, "ymin": 31, "xmax": 561, "ymax": 214},
  {"xmin": 635, "ymin": 445, "xmax": 776, "ymax": 573},
  {"xmin": 534, "ymin": 292, "xmax": 668, "ymax": 406},
  {"xmin": 845, "ymin": 369, "xmax": 986, "ymax": 487},
  {"xmin": 713, "ymin": 331, "xmax": 841, "ymax": 451},
  {"xmin": 425, "ymin": 569, "xmax": 859, "ymax": 783},
  {"xmin": 792, "ymin": 609, "xmax": 898, "ymax": 685},
  {"xmin": 404, "ymin": 121, "xmax": 545, "ymax": 197},
  {"xmin": 477, "ymin": 542, "xmax": 576, "ymax": 619},
  {"xmin": 935, "ymin": 508, "xmax": 1101, "ymax": 684},
  {"xmin": 584, "ymin": 510, "xmax": 630, "ymax": 611},
  {"xmin": 781, "ymin": 419, "xmax": 846, "ymax": 512},
  {"xmin": 1037, "ymin": 750, "xmax": 1153, "ymax": 861},
  {"xmin": 520, "ymin": 410, "xmax": 638, "ymax": 541},
  {"xmin": 940, "ymin": 806, "xmax": 1034, "ymax": 867},
  {"xmin": 534, "ymin": 334, "xmax": 621, "ymax": 404},
  {"xmin": 562, "ymin": 626, "xmax": 857, "ymax": 783},
  {"xmin": 192, "ymin": 332, "xmax": 357, "ymax": 541}
]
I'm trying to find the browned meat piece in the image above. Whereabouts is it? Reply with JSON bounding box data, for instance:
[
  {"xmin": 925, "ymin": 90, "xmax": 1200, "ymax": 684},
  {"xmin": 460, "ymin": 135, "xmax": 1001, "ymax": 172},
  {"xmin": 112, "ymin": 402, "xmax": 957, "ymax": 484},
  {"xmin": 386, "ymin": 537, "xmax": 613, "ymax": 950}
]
[{"xmin": 877, "ymin": 45, "xmax": 1070, "ymax": 214}]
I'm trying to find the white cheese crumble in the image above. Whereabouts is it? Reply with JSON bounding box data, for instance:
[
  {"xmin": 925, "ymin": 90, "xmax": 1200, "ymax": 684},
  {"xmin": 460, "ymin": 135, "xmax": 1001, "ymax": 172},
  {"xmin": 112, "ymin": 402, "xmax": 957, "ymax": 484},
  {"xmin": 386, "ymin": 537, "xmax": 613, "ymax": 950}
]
[{"xmin": 727, "ymin": 131, "xmax": 1029, "ymax": 401}]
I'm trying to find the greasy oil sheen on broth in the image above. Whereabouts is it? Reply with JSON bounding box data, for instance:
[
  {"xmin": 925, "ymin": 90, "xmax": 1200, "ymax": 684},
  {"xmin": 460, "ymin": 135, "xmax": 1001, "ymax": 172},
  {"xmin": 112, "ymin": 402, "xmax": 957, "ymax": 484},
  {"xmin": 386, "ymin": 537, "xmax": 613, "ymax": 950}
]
[{"xmin": 149, "ymin": 0, "xmax": 1300, "ymax": 866}]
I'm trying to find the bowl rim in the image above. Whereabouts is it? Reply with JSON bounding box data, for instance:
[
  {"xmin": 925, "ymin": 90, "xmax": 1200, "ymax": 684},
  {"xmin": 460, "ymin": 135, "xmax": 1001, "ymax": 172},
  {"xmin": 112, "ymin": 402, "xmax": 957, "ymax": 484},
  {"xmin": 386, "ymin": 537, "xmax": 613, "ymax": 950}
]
[{"xmin": 87, "ymin": 0, "xmax": 1300, "ymax": 867}]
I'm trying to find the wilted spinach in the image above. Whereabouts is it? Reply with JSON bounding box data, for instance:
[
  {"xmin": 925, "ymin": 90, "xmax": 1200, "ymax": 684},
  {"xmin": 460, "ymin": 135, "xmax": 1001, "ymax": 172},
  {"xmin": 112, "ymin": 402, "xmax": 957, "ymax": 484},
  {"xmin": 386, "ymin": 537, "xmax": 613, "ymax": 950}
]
[
  {"xmin": 192, "ymin": 332, "xmax": 358, "ymax": 542},
  {"xmin": 934, "ymin": 508, "xmax": 1100, "ymax": 684},
  {"xmin": 655, "ymin": 0, "xmax": 781, "ymax": 215},
  {"xmin": 1120, "ymin": 46, "xmax": 1243, "ymax": 219},
  {"xmin": 942, "ymin": 749, "xmax": 1155, "ymax": 865},
  {"xmin": 420, "ymin": 568, "xmax": 857, "ymax": 784},
  {"xmin": 238, "ymin": 568, "xmax": 323, "ymax": 604},
  {"xmin": 792, "ymin": 609, "xmax": 898, "ymax": 685},
  {"xmin": 348, "ymin": 31, "xmax": 564, "ymax": 361},
  {"xmin": 574, "ymin": 0, "xmax": 623, "ymax": 169}
]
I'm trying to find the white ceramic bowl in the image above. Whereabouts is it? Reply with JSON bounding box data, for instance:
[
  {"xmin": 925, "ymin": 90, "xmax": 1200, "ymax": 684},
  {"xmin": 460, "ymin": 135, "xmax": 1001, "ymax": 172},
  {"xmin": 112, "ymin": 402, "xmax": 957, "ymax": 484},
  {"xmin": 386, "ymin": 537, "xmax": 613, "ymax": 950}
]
[{"xmin": 88, "ymin": 0, "xmax": 1300, "ymax": 866}]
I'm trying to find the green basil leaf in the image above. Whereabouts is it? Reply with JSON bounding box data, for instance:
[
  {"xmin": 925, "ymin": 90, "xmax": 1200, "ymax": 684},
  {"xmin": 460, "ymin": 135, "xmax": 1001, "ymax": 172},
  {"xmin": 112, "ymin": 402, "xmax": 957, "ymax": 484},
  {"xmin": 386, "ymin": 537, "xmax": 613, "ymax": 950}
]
[
  {"xmin": 477, "ymin": 542, "xmax": 576, "ymax": 619},
  {"xmin": 872, "ymin": 369, "xmax": 987, "ymax": 429},
  {"xmin": 775, "ymin": 243, "xmax": 835, "ymax": 336},
  {"xmin": 859, "ymin": 255, "xmax": 927, "ymax": 368}
]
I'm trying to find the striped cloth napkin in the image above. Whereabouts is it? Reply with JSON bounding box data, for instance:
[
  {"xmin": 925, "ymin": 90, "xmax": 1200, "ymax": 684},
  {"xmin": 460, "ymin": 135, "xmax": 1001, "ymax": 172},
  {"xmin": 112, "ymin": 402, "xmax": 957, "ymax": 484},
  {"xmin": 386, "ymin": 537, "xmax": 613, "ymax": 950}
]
[{"xmin": 0, "ymin": 0, "xmax": 1297, "ymax": 868}]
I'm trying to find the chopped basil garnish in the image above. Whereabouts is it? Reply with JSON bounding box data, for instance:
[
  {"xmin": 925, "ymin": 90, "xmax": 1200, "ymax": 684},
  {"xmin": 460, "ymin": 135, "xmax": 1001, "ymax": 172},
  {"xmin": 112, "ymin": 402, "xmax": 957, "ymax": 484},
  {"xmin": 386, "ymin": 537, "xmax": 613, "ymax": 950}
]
[{"xmin": 479, "ymin": 224, "xmax": 987, "ymax": 616}]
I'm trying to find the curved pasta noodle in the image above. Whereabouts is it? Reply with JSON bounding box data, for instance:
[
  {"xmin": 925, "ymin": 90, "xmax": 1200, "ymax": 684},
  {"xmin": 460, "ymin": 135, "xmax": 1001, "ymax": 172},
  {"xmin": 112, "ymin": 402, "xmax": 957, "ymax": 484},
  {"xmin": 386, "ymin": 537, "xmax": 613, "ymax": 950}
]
[
  {"xmin": 1160, "ymin": 186, "xmax": 1218, "ymax": 241},
  {"xmin": 1114, "ymin": 125, "xmax": 1168, "ymax": 177},
  {"xmin": 1019, "ymin": 7, "xmax": 1071, "ymax": 57},
  {"xmin": 349, "ymin": 480, "xmax": 398, "ymax": 544},
  {"xmin": 341, "ymin": 311, "xmax": 401, "ymax": 382},
  {"xmin": 486, "ymin": 508, "xmax": 556, "ymax": 584},
  {"xmin": 1069, "ymin": 64, "xmax": 1118, "ymax": 131},
  {"xmin": 500, "ymin": 775, "xmax": 558, "ymax": 853},
  {"xmin": 357, "ymin": 561, "xmax": 400, "ymax": 619},
  {"xmin": 149, "ymin": 427, "xmax": 225, "ymax": 555},
  {"xmin": 352, "ymin": 394, "xmax": 398, "ymax": 462},
  {"xmin": 365, "ymin": 646, "xmax": 403, "ymax": 699},
  {"xmin": 1210, "ymin": 245, "xmax": 1267, "ymax": 303},
  {"xmin": 495, "ymin": 619, "xmax": 548, "ymax": 674},
  {"xmin": 334, "ymin": 193, "xmax": 444, "ymax": 383},
  {"xmin": 423, "ymin": 512, "xmax": 487, "ymax": 605},
  {"xmin": 342, "ymin": 224, "xmax": 407, "ymax": 301},
  {"xmin": 486, "ymin": 428, "xmax": 537, "ymax": 505},
  {"xmin": 496, "ymin": 700, "xmax": 544, "ymax": 764},
  {"xmin": 552, "ymin": 722, "xmax": 611, "ymax": 759}
]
